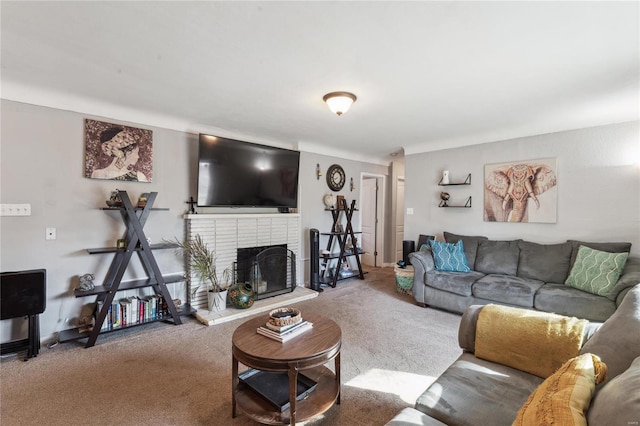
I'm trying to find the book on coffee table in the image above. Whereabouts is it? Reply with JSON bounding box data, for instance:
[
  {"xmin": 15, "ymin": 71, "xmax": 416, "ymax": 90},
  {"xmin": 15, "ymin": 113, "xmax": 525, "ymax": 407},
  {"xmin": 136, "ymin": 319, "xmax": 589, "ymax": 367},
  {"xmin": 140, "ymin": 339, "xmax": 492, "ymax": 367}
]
[
  {"xmin": 238, "ymin": 368, "xmax": 318, "ymax": 412},
  {"xmin": 257, "ymin": 321, "xmax": 313, "ymax": 342}
]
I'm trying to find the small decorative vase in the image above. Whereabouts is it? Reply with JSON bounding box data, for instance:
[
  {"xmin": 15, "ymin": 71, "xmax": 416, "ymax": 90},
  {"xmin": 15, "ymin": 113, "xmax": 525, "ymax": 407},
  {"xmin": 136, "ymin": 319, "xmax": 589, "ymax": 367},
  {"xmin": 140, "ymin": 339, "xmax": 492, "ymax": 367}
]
[
  {"xmin": 208, "ymin": 289, "xmax": 228, "ymax": 312},
  {"xmin": 228, "ymin": 282, "xmax": 256, "ymax": 309},
  {"xmin": 442, "ymin": 170, "xmax": 450, "ymax": 185}
]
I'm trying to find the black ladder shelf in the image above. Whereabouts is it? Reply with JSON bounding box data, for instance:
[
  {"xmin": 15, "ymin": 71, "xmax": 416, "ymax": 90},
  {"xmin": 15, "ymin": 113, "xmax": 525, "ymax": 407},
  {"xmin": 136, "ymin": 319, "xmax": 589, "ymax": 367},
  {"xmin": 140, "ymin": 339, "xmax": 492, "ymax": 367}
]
[
  {"xmin": 58, "ymin": 191, "xmax": 192, "ymax": 348},
  {"xmin": 319, "ymin": 199, "xmax": 366, "ymax": 288}
]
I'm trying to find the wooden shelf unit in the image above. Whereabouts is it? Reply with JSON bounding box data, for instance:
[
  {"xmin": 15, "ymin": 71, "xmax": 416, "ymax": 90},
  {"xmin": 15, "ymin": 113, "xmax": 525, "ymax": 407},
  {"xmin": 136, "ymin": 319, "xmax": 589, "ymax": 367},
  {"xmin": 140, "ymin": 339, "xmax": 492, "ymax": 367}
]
[
  {"xmin": 59, "ymin": 191, "xmax": 191, "ymax": 348},
  {"xmin": 319, "ymin": 199, "xmax": 366, "ymax": 288}
]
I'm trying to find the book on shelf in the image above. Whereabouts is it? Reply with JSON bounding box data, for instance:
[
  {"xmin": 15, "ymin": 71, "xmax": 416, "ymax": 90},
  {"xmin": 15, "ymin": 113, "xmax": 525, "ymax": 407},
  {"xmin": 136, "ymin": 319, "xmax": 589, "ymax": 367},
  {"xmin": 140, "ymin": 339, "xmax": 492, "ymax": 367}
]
[
  {"xmin": 257, "ymin": 321, "xmax": 313, "ymax": 343},
  {"xmin": 94, "ymin": 294, "xmax": 170, "ymax": 332}
]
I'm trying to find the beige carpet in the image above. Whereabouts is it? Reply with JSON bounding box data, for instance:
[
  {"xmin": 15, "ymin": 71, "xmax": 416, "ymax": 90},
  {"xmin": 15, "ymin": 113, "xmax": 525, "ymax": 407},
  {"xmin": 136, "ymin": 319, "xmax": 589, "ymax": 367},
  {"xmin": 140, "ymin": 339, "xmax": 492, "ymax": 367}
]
[{"xmin": 0, "ymin": 267, "xmax": 462, "ymax": 426}]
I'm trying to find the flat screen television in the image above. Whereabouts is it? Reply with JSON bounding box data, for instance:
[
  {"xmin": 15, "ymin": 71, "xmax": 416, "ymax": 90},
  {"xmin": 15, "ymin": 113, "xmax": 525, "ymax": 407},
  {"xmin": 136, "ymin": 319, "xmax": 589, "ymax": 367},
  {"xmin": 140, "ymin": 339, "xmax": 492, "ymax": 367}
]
[{"xmin": 197, "ymin": 134, "xmax": 300, "ymax": 208}]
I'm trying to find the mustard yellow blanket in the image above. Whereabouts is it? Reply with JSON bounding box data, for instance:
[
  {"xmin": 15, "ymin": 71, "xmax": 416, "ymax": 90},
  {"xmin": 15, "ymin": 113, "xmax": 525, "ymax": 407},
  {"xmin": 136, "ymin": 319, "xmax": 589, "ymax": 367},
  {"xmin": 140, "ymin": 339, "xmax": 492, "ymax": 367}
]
[{"xmin": 475, "ymin": 305, "xmax": 588, "ymax": 378}]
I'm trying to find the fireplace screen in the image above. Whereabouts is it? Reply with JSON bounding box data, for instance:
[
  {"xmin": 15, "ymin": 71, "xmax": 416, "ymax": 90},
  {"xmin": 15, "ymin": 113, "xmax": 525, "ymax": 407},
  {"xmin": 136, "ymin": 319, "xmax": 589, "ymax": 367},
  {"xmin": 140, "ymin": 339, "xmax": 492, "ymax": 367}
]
[{"xmin": 235, "ymin": 245, "xmax": 296, "ymax": 300}]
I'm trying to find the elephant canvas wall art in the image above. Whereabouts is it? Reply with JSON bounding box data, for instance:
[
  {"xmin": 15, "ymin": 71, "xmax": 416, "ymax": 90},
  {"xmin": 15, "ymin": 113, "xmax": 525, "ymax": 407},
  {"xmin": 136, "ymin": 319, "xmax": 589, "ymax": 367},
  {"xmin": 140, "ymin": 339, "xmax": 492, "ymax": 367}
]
[{"xmin": 484, "ymin": 158, "xmax": 557, "ymax": 223}]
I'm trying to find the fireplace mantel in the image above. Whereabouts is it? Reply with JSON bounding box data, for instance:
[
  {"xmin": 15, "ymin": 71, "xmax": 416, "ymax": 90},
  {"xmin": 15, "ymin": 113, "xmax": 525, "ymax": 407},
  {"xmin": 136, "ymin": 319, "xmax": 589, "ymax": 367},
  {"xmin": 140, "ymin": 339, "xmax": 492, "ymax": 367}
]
[{"xmin": 184, "ymin": 213, "xmax": 301, "ymax": 310}]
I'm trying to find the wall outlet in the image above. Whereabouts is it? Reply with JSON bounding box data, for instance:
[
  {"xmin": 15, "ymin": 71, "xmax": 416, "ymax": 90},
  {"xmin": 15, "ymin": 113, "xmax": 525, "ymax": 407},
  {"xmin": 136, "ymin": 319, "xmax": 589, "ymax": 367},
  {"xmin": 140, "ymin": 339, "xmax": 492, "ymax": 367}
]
[
  {"xmin": 0, "ymin": 203, "xmax": 31, "ymax": 216},
  {"xmin": 407, "ymin": 208, "xmax": 414, "ymax": 215}
]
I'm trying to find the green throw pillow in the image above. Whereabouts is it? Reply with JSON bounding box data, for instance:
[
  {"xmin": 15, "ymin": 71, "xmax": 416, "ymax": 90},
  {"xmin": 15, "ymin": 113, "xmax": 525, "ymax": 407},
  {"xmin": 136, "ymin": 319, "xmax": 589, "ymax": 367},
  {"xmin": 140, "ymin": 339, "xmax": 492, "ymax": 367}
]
[
  {"xmin": 565, "ymin": 245, "xmax": 628, "ymax": 296},
  {"xmin": 429, "ymin": 240, "xmax": 472, "ymax": 273}
]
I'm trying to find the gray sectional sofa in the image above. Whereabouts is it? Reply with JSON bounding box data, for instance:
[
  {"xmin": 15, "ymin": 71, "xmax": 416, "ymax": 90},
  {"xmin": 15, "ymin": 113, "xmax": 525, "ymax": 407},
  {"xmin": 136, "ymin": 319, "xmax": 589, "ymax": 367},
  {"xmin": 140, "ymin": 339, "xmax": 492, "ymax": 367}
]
[
  {"xmin": 409, "ymin": 232, "xmax": 640, "ymax": 321},
  {"xmin": 386, "ymin": 284, "xmax": 640, "ymax": 426}
]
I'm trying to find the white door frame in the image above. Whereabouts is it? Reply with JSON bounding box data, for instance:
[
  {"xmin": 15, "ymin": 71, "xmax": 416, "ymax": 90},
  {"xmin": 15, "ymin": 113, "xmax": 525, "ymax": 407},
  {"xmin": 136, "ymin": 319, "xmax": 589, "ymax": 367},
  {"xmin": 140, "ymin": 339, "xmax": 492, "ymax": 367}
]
[
  {"xmin": 359, "ymin": 172, "xmax": 386, "ymax": 268},
  {"xmin": 395, "ymin": 175, "xmax": 405, "ymax": 264}
]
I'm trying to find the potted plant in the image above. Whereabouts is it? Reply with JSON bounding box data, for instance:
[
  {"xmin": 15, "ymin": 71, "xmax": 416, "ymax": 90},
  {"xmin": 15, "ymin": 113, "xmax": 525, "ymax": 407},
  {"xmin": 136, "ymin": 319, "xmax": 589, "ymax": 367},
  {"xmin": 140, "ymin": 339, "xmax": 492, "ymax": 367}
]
[{"xmin": 171, "ymin": 234, "xmax": 231, "ymax": 311}]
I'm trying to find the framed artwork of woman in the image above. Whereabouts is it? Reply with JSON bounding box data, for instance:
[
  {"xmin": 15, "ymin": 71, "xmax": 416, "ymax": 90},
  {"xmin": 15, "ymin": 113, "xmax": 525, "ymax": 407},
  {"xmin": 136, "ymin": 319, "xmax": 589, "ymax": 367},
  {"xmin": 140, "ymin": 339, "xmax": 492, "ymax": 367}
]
[{"xmin": 84, "ymin": 119, "xmax": 153, "ymax": 182}]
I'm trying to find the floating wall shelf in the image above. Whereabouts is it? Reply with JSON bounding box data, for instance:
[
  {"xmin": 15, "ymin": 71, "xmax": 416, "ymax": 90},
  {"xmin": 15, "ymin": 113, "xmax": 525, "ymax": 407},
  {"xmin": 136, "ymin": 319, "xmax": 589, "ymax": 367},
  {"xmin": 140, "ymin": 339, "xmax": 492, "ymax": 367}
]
[
  {"xmin": 439, "ymin": 196, "xmax": 472, "ymax": 208},
  {"xmin": 438, "ymin": 173, "xmax": 471, "ymax": 186}
]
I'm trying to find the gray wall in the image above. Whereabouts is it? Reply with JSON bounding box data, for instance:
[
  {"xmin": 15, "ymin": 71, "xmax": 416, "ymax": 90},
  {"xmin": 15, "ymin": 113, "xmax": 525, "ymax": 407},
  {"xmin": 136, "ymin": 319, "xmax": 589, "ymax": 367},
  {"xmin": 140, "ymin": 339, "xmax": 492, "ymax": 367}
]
[
  {"xmin": 404, "ymin": 121, "xmax": 640, "ymax": 256},
  {"xmin": 0, "ymin": 100, "xmax": 390, "ymax": 344}
]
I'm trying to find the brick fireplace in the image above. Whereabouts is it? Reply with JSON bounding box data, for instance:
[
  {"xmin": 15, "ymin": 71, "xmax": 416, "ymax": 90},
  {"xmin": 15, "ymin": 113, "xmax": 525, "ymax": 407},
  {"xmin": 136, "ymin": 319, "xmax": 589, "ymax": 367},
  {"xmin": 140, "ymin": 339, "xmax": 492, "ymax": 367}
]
[{"xmin": 185, "ymin": 213, "xmax": 301, "ymax": 310}]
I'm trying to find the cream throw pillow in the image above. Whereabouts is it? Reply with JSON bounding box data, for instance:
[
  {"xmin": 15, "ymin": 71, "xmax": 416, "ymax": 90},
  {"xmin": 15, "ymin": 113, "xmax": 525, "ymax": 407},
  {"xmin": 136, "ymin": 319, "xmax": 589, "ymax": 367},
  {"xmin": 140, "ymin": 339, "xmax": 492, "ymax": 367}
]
[{"xmin": 512, "ymin": 353, "xmax": 607, "ymax": 426}]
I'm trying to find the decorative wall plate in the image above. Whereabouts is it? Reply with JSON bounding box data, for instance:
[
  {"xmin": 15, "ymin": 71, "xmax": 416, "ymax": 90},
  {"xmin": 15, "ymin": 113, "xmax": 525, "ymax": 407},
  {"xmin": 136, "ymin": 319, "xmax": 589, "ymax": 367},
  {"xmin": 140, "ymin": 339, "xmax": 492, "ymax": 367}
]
[{"xmin": 326, "ymin": 164, "xmax": 346, "ymax": 191}]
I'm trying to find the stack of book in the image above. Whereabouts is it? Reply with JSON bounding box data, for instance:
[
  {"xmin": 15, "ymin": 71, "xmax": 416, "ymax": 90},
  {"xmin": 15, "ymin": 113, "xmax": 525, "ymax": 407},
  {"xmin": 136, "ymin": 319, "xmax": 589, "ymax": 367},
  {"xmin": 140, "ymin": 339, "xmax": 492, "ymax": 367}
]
[{"xmin": 257, "ymin": 319, "xmax": 313, "ymax": 343}]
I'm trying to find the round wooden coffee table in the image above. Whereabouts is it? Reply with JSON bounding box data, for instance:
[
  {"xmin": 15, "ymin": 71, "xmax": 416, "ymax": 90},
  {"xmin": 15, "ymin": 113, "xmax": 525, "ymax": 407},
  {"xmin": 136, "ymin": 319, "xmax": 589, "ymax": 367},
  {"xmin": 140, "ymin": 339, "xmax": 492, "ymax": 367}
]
[{"xmin": 232, "ymin": 313, "xmax": 341, "ymax": 425}]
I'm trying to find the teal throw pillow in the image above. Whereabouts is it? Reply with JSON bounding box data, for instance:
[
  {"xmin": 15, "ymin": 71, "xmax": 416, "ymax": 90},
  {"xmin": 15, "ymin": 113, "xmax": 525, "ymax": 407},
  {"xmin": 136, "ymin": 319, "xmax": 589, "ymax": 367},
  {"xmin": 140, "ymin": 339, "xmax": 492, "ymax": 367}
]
[
  {"xmin": 565, "ymin": 245, "xmax": 628, "ymax": 296},
  {"xmin": 429, "ymin": 240, "xmax": 472, "ymax": 273}
]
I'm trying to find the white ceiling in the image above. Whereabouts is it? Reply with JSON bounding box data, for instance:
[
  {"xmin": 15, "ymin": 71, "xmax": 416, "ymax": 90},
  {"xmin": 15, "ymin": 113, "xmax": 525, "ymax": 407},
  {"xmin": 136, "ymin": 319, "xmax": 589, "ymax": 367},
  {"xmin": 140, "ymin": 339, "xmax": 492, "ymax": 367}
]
[{"xmin": 2, "ymin": 1, "xmax": 638, "ymax": 164}]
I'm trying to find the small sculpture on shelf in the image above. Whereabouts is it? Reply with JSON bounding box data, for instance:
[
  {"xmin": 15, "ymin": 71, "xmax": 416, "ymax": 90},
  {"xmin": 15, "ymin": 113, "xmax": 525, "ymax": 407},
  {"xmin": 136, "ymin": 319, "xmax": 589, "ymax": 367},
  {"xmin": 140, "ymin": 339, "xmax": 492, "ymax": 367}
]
[
  {"xmin": 137, "ymin": 193, "xmax": 149, "ymax": 208},
  {"xmin": 77, "ymin": 273, "xmax": 95, "ymax": 291},
  {"xmin": 339, "ymin": 259, "xmax": 351, "ymax": 277},
  {"xmin": 323, "ymin": 193, "xmax": 336, "ymax": 210},
  {"xmin": 440, "ymin": 192, "xmax": 450, "ymax": 207},
  {"xmin": 185, "ymin": 196, "xmax": 197, "ymax": 214},
  {"xmin": 105, "ymin": 189, "xmax": 123, "ymax": 207}
]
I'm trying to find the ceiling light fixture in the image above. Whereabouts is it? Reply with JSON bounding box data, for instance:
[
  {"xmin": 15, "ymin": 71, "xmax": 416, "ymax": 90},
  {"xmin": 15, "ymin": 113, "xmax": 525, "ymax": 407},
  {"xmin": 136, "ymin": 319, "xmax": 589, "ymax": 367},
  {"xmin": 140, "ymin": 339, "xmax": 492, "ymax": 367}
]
[{"xmin": 323, "ymin": 91, "xmax": 357, "ymax": 116}]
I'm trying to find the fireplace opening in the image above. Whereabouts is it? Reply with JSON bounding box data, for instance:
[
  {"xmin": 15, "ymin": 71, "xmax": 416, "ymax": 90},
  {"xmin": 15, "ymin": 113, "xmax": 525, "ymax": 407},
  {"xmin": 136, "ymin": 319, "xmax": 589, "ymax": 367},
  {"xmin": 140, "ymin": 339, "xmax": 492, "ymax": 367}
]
[{"xmin": 235, "ymin": 245, "xmax": 296, "ymax": 300}]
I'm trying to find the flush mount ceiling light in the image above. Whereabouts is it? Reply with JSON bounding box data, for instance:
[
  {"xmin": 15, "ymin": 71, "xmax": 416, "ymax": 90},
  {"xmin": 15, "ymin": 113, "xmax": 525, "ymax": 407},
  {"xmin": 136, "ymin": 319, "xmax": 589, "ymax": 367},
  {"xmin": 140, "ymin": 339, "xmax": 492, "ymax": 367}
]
[{"xmin": 323, "ymin": 91, "xmax": 357, "ymax": 116}]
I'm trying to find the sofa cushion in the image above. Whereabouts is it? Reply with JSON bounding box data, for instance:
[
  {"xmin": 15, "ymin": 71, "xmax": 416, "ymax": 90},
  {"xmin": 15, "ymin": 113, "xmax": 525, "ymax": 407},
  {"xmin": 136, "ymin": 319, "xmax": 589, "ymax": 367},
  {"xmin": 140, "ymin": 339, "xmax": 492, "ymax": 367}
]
[
  {"xmin": 587, "ymin": 356, "xmax": 640, "ymax": 426},
  {"xmin": 475, "ymin": 240, "xmax": 520, "ymax": 275},
  {"xmin": 534, "ymin": 283, "xmax": 616, "ymax": 322},
  {"xmin": 565, "ymin": 245, "xmax": 628, "ymax": 296},
  {"xmin": 409, "ymin": 250, "xmax": 435, "ymax": 272},
  {"xmin": 443, "ymin": 232, "xmax": 488, "ymax": 269},
  {"xmin": 513, "ymin": 353, "xmax": 607, "ymax": 426},
  {"xmin": 568, "ymin": 240, "xmax": 631, "ymax": 268},
  {"xmin": 610, "ymin": 256, "xmax": 640, "ymax": 302},
  {"xmin": 517, "ymin": 240, "xmax": 573, "ymax": 283},
  {"xmin": 425, "ymin": 270, "xmax": 485, "ymax": 296},
  {"xmin": 415, "ymin": 353, "xmax": 543, "ymax": 426},
  {"xmin": 472, "ymin": 274, "xmax": 544, "ymax": 307},
  {"xmin": 429, "ymin": 240, "xmax": 472, "ymax": 272},
  {"xmin": 580, "ymin": 284, "xmax": 640, "ymax": 379}
]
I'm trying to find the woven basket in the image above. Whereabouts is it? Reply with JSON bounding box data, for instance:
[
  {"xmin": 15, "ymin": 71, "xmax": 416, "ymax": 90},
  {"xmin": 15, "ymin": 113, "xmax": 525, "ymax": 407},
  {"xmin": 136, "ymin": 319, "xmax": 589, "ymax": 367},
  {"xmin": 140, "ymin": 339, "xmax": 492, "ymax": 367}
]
[
  {"xmin": 268, "ymin": 307, "xmax": 302, "ymax": 327},
  {"xmin": 394, "ymin": 265, "xmax": 414, "ymax": 295}
]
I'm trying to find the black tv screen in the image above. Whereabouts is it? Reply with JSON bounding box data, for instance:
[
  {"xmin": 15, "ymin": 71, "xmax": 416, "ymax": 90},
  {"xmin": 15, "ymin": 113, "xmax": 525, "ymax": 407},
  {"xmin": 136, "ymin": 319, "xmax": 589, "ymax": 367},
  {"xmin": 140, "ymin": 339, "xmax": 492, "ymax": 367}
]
[{"xmin": 197, "ymin": 134, "xmax": 300, "ymax": 208}]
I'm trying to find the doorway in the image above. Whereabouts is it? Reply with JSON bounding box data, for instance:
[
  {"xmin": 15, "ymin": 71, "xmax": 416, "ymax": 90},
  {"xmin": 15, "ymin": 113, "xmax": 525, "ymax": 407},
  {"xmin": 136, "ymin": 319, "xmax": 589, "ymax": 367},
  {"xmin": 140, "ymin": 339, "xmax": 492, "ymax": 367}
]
[{"xmin": 360, "ymin": 173, "xmax": 385, "ymax": 267}]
